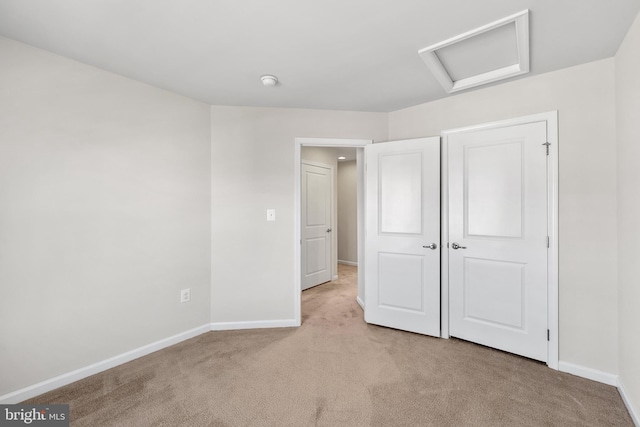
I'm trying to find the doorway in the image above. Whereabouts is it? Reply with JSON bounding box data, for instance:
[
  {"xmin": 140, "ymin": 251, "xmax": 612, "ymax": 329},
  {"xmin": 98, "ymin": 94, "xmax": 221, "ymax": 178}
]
[{"xmin": 294, "ymin": 138, "xmax": 372, "ymax": 325}]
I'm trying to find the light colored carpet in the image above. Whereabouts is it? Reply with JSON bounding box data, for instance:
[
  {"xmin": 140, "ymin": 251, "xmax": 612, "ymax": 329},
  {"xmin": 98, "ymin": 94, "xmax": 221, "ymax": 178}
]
[{"xmin": 26, "ymin": 265, "xmax": 633, "ymax": 426}]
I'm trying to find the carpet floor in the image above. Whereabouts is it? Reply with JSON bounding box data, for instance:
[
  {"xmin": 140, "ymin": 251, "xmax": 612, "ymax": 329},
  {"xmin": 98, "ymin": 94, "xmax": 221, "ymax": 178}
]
[{"xmin": 26, "ymin": 265, "xmax": 633, "ymax": 426}]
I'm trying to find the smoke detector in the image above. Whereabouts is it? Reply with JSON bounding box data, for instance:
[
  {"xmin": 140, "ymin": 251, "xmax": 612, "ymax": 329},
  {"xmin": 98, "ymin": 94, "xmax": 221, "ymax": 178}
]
[{"xmin": 261, "ymin": 75, "xmax": 278, "ymax": 87}]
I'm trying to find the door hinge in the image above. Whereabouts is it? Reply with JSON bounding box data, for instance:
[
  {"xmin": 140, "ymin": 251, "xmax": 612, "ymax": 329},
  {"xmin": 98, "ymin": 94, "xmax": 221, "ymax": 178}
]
[
  {"xmin": 547, "ymin": 236, "xmax": 550, "ymax": 248},
  {"xmin": 547, "ymin": 329, "xmax": 550, "ymax": 341},
  {"xmin": 543, "ymin": 142, "xmax": 551, "ymax": 155}
]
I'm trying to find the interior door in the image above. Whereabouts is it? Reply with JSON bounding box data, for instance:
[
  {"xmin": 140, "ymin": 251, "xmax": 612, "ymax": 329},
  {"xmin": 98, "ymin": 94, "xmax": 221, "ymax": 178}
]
[
  {"xmin": 447, "ymin": 121, "xmax": 548, "ymax": 362},
  {"xmin": 364, "ymin": 137, "xmax": 441, "ymax": 336},
  {"xmin": 301, "ymin": 162, "xmax": 332, "ymax": 290}
]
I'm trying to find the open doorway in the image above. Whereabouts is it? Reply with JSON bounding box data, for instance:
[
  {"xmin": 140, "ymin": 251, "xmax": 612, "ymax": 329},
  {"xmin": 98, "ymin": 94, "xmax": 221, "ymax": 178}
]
[
  {"xmin": 300, "ymin": 146, "xmax": 359, "ymax": 290},
  {"xmin": 294, "ymin": 138, "xmax": 372, "ymax": 326}
]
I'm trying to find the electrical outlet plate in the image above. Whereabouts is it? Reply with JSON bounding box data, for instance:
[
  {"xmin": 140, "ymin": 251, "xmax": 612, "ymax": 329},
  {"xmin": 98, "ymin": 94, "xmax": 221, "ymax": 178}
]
[
  {"xmin": 266, "ymin": 209, "xmax": 276, "ymax": 221},
  {"xmin": 180, "ymin": 288, "xmax": 190, "ymax": 303}
]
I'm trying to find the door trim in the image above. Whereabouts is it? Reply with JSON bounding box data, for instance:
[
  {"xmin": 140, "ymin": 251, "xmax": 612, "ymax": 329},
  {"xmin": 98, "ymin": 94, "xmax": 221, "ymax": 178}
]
[
  {"xmin": 294, "ymin": 137, "xmax": 372, "ymax": 326},
  {"xmin": 441, "ymin": 111, "xmax": 559, "ymax": 369}
]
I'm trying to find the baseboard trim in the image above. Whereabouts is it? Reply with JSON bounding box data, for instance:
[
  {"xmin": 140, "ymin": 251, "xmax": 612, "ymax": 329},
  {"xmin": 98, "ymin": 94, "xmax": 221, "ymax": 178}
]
[
  {"xmin": 338, "ymin": 260, "xmax": 358, "ymax": 267},
  {"xmin": 0, "ymin": 324, "xmax": 211, "ymax": 405},
  {"xmin": 618, "ymin": 378, "xmax": 640, "ymax": 427},
  {"xmin": 210, "ymin": 319, "xmax": 298, "ymax": 331},
  {"xmin": 356, "ymin": 296, "xmax": 364, "ymax": 310},
  {"xmin": 558, "ymin": 361, "xmax": 618, "ymax": 386}
]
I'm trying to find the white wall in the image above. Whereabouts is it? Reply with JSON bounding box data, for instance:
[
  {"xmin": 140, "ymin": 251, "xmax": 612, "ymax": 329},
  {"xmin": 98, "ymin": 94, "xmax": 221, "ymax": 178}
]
[
  {"xmin": 388, "ymin": 59, "xmax": 619, "ymax": 374},
  {"xmin": 0, "ymin": 37, "xmax": 212, "ymax": 397},
  {"xmin": 1, "ymin": 24, "xmax": 633, "ymax": 406},
  {"xmin": 615, "ymin": 11, "xmax": 640, "ymax": 418},
  {"xmin": 337, "ymin": 161, "xmax": 358, "ymax": 264},
  {"xmin": 210, "ymin": 106, "xmax": 387, "ymax": 324},
  {"xmin": 301, "ymin": 146, "xmax": 339, "ymax": 280}
]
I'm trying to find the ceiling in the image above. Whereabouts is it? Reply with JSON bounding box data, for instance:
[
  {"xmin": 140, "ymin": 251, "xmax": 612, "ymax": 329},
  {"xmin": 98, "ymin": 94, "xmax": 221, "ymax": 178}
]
[{"xmin": 1, "ymin": 0, "xmax": 638, "ymax": 112}]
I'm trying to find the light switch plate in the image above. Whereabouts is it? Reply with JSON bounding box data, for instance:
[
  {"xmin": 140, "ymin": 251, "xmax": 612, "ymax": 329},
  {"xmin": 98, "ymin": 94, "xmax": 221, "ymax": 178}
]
[{"xmin": 266, "ymin": 209, "xmax": 276, "ymax": 221}]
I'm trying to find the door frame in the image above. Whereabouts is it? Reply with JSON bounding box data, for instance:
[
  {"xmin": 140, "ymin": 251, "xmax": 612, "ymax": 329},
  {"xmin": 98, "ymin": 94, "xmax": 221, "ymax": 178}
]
[
  {"xmin": 440, "ymin": 111, "xmax": 559, "ymax": 369},
  {"xmin": 294, "ymin": 137, "xmax": 372, "ymax": 326}
]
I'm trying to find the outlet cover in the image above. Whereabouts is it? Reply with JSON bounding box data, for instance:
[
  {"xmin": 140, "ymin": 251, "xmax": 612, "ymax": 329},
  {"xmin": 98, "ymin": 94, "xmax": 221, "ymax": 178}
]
[
  {"xmin": 180, "ymin": 288, "xmax": 191, "ymax": 303},
  {"xmin": 266, "ymin": 209, "xmax": 276, "ymax": 221}
]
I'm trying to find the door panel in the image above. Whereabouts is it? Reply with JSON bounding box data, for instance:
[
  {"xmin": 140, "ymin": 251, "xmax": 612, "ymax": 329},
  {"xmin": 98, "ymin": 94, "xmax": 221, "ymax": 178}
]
[
  {"xmin": 448, "ymin": 122, "xmax": 548, "ymax": 362},
  {"xmin": 466, "ymin": 141, "xmax": 523, "ymax": 238},
  {"xmin": 463, "ymin": 258, "xmax": 525, "ymax": 329},
  {"xmin": 302, "ymin": 163, "xmax": 332, "ymax": 290},
  {"xmin": 365, "ymin": 137, "xmax": 440, "ymax": 337},
  {"xmin": 379, "ymin": 253, "xmax": 424, "ymax": 311},
  {"xmin": 380, "ymin": 152, "xmax": 423, "ymax": 234}
]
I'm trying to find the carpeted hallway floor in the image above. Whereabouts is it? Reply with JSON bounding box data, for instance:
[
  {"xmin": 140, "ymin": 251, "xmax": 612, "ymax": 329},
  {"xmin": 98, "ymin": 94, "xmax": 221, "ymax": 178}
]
[{"xmin": 27, "ymin": 264, "xmax": 633, "ymax": 426}]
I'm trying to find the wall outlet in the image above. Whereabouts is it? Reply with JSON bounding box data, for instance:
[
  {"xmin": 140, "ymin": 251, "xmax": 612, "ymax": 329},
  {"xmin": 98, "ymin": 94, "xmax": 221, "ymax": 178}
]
[
  {"xmin": 180, "ymin": 288, "xmax": 191, "ymax": 303},
  {"xmin": 266, "ymin": 209, "xmax": 276, "ymax": 221}
]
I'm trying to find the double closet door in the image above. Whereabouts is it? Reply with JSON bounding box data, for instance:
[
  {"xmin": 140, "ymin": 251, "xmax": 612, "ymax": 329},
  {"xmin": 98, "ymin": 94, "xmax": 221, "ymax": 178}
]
[{"xmin": 365, "ymin": 119, "xmax": 550, "ymax": 363}]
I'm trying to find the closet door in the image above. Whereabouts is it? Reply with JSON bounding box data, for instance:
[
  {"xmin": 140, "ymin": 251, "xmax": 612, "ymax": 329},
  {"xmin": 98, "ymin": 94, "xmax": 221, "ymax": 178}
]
[
  {"xmin": 364, "ymin": 137, "xmax": 441, "ymax": 336},
  {"xmin": 447, "ymin": 121, "xmax": 549, "ymax": 362}
]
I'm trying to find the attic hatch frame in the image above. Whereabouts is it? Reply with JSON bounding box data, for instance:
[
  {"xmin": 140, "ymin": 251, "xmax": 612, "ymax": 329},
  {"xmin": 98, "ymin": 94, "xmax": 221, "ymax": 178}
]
[{"xmin": 419, "ymin": 9, "xmax": 530, "ymax": 94}]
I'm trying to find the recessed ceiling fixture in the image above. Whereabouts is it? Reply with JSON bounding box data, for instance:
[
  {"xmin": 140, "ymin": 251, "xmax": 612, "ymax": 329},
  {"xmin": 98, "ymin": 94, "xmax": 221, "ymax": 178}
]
[
  {"xmin": 261, "ymin": 75, "xmax": 278, "ymax": 87},
  {"xmin": 338, "ymin": 156, "xmax": 346, "ymax": 160},
  {"xmin": 419, "ymin": 10, "xmax": 530, "ymax": 93}
]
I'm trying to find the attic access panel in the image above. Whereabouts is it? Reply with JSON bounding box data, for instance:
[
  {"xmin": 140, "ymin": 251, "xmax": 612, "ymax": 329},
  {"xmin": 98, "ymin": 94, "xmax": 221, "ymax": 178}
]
[{"xmin": 419, "ymin": 10, "xmax": 529, "ymax": 93}]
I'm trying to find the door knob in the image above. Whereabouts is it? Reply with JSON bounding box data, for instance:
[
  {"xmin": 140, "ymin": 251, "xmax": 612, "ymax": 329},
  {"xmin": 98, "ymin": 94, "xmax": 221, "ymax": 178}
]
[
  {"xmin": 423, "ymin": 243, "xmax": 437, "ymax": 250},
  {"xmin": 451, "ymin": 242, "xmax": 467, "ymax": 250},
  {"xmin": 326, "ymin": 228, "xmax": 332, "ymax": 233}
]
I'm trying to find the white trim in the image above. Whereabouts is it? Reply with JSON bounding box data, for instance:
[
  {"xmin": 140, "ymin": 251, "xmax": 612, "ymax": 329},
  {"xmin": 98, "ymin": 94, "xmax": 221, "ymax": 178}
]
[
  {"xmin": 546, "ymin": 111, "xmax": 559, "ymax": 370},
  {"xmin": 618, "ymin": 378, "xmax": 640, "ymax": 427},
  {"xmin": 356, "ymin": 296, "xmax": 365, "ymax": 311},
  {"xmin": 419, "ymin": 10, "xmax": 529, "ymax": 93},
  {"xmin": 440, "ymin": 136, "xmax": 450, "ymax": 339},
  {"xmin": 210, "ymin": 319, "xmax": 297, "ymax": 331},
  {"xmin": 0, "ymin": 324, "xmax": 210, "ymax": 404},
  {"xmin": 295, "ymin": 138, "xmax": 372, "ymax": 328},
  {"xmin": 338, "ymin": 260, "xmax": 358, "ymax": 266},
  {"xmin": 356, "ymin": 147, "xmax": 366, "ymax": 315},
  {"xmin": 440, "ymin": 111, "xmax": 559, "ymax": 370},
  {"xmin": 301, "ymin": 159, "xmax": 333, "ymax": 169},
  {"xmin": 558, "ymin": 362, "xmax": 618, "ymax": 386}
]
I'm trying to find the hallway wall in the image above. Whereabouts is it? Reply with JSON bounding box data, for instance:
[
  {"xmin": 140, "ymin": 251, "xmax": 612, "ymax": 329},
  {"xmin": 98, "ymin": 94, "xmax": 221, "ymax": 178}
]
[{"xmin": 337, "ymin": 160, "xmax": 358, "ymax": 265}]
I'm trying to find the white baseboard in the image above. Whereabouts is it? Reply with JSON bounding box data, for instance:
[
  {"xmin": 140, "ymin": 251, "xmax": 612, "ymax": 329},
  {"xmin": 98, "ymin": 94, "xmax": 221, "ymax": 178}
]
[
  {"xmin": 0, "ymin": 324, "xmax": 211, "ymax": 405},
  {"xmin": 210, "ymin": 319, "xmax": 298, "ymax": 331},
  {"xmin": 356, "ymin": 296, "xmax": 364, "ymax": 310},
  {"xmin": 618, "ymin": 378, "xmax": 640, "ymax": 427},
  {"xmin": 338, "ymin": 260, "xmax": 358, "ymax": 266},
  {"xmin": 558, "ymin": 361, "xmax": 618, "ymax": 386},
  {"xmin": 332, "ymin": 275, "xmax": 339, "ymax": 281}
]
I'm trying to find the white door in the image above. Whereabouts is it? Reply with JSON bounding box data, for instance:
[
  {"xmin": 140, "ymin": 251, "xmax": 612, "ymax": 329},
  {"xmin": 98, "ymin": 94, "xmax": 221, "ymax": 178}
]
[
  {"xmin": 301, "ymin": 162, "xmax": 332, "ymax": 290},
  {"xmin": 365, "ymin": 137, "xmax": 441, "ymax": 336},
  {"xmin": 447, "ymin": 121, "xmax": 548, "ymax": 361}
]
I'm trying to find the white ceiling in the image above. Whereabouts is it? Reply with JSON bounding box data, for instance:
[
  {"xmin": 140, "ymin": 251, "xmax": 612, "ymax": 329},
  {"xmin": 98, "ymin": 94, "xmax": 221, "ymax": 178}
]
[{"xmin": 1, "ymin": 0, "xmax": 638, "ymax": 112}]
